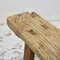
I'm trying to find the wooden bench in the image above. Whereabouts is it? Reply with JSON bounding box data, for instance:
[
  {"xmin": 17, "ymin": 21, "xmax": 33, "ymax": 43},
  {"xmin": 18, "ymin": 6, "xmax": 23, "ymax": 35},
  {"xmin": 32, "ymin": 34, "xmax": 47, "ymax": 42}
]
[{"xmin": 7, "ymin": 12, "xmax": 60, "ymax": 60}]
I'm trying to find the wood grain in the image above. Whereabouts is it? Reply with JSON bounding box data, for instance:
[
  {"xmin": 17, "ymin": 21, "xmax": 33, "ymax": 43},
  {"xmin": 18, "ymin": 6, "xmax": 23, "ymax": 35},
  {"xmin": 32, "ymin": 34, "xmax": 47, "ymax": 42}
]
[{"xmin": 7, "ymin": 12, "xmax": 60, "ymax": 60}]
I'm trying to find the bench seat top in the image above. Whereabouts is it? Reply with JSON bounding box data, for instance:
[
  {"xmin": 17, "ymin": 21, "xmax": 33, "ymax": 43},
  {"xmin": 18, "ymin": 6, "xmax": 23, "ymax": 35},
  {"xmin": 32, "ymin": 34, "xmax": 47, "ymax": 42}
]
[{"xmin": 7, "ymin": 12, "xmax": 60, "ymax": 60}]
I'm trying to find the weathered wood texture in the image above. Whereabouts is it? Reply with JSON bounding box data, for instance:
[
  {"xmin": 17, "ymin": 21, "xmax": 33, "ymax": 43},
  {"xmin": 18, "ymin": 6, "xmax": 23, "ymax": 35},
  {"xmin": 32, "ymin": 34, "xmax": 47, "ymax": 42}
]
[
  {"xmin": 24, "ymin": 43, "xmax": 35, "ymax": 60},
  {"xmin": 7, "ymin": 12, "xmax": 60, "ymax": 60}
]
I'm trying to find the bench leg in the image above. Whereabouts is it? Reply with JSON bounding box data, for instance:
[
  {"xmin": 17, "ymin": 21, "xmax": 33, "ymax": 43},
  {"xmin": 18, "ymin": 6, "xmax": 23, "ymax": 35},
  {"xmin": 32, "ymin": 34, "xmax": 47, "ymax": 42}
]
[{"xmin": 24, "ymin": 43, "xmax": 35, "ymax": 60}]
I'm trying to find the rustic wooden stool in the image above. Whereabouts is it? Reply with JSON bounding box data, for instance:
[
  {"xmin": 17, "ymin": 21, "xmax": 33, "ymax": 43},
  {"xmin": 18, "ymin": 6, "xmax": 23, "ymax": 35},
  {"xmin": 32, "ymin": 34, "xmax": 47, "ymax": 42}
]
[{"xmin": 7, "ymin": 12, "xmax": 60, "ymax": 60}]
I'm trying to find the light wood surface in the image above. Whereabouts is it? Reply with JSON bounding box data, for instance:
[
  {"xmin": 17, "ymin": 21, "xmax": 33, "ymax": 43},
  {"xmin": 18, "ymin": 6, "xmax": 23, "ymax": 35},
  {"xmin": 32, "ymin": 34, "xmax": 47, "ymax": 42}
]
[{"xmin": 7, "ymin": 12, "xmax": 60, "ymax": 60}]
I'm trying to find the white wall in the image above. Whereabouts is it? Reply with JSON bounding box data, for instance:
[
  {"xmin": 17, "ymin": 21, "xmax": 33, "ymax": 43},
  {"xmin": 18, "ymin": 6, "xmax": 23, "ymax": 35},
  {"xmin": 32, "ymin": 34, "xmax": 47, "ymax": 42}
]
[{"xmin": 0, "ymin": 0, "xmax": 60, "ymax": 22}]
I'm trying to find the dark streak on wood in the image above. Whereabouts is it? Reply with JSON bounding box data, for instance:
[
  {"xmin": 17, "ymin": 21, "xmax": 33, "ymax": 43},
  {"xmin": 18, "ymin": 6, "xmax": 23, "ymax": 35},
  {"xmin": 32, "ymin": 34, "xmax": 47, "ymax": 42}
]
[
  {"xmin": 41, "ymin": 25, "xmax": 49, "ymax": 29},
  {"xmin": 28, "ymin": 29, "xmax": 36, "ymax": 35}
]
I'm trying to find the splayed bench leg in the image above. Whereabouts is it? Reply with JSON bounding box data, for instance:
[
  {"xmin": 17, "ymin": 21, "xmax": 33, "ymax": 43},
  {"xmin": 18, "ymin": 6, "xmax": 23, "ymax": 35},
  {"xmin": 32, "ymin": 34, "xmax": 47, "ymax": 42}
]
[{"xmin": 24, "ymin": 43, "xmax": 35, "ymax": 60}]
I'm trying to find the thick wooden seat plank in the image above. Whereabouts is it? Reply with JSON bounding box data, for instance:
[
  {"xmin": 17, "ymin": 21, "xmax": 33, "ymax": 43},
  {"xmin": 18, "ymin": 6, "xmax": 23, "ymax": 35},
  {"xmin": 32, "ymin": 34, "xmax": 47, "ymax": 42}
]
[{"xmin": 7, "ymin": 12, "xmax": 60, "ymax": 60}]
